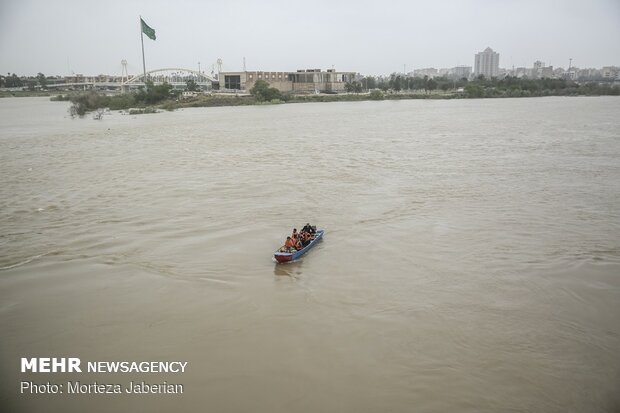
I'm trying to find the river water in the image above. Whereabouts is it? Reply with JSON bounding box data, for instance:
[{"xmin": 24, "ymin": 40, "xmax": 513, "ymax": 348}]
[{"xmin": 1, "ymin": 96, "xmax": 619, "ymax": 412}]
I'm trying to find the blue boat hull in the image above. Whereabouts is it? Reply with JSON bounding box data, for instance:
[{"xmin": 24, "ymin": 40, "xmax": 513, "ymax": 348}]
[{"xmin": 274, "ymin": 230, "xmax": 324, "ymax": 263}]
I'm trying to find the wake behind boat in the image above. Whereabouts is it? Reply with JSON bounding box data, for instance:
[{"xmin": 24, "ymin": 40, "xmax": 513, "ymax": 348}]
[{"xmin": 274, "ymin": 225, "xmax": 324, "ymax": 263}]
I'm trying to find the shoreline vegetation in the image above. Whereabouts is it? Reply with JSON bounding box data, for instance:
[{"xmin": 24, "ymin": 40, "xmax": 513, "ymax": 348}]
[{"xmin": 3, "ymin": 76, "xmax": 620, "ymax": 117}]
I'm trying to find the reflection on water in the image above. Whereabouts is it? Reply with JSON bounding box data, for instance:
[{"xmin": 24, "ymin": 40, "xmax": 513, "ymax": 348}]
[
  {"xmin": 273, "ymin": 260, "xmax": 303, "ymax": 278},
  {"xmin": 1, "ymin": 97, "xmax": 619, "ymax": 413}
]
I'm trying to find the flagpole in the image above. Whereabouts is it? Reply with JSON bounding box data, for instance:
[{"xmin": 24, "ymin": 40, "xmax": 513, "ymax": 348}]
[{"xmin": 140, "ymin": 16, "xmax": 147, "ymax": 85}]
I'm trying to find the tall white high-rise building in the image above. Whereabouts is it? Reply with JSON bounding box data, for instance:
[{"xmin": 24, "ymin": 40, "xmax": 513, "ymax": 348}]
[{"xmin": 474, "ymin": 47, "xmax": 500, "ymax": 78}]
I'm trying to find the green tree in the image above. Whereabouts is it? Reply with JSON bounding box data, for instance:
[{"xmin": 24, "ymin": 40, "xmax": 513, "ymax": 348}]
[
  {"xmin": 250, "ymin": 80, "xmax": 282, "ymax": 101},
  {"xmin": 185, "ymin": 79, "xmax": 198, "ymax": 91},
  {"xmin": 464, "ymin": 84, "xmax": 484, "ymax": 98},
  {"xmin": 377, "ymin": 77, "xmax": 390, "ymax": 91},
  {"xmin": 136, "ymin": 81, "xmax": 174, "ymax": 104},
  {"xmin": 5, "ymin": 73, "xmax": 22, "ymax": 88},
  {"xmin": 426, "ymin": 78, "xmax": 437, "ymax": 93},
  {"xmin": 422, "ymin": 75, "xmax": 430, "ymax": 93},
  {"xmin": 345, "ymin": 81, "xmax": 363, "ymax": 93},
  {"xmin": 439, "ymin": 81, "xmax": 451, "ymax": 91},
  {"xmin": 369, "ymin": 89, "xmax": 384, "ymax": 100},
  {"xmin": 362, "ymin": 76, "xmax": 376, "ymax": 90},
  {"xmin": 389, "ymin": 74, "xmax": 402, "ymax": 91},
  {"xmin": 69, "ymin": 91, "xmax": 109, "ymax": 118},
  {"xmin": 37, "ymin": 72, "xmax": 47, "ymax": 88},
  {"xmin": 411, "ymin": 77, "xmax": 425, "ymax": 90}
]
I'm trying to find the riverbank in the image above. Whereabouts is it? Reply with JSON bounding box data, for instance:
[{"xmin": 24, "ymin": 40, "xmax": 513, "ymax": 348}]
[
  {"xmin": 0, "ymin": 90, "xmax": 59, "ymax": 98},
  {"xmin": 178, "ymin": 90, "xmax": 458, "ymax": 108},
  {"xmin": 115, "ymin": 89, "xmax": 620, "ymax": 113},
  {"xmin": 52, "ymin": 84, "xmax": 620, "ymax": 117}
]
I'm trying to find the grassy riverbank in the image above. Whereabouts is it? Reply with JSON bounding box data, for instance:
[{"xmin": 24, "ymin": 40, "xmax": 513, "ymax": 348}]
[
  {"xmin": 51, "ymin": 77, "xmax": 620, "ymax": 117},
  {"xmin": 56, "ymin": 91, "xmax": 463, "ymax": 117},
  {"xmin": 0, "ymin": 90, "xmax": 60, "ymax": 98}
]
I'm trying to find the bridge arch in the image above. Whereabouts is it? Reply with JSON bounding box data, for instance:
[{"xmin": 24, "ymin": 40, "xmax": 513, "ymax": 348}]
[{"xmin": 124, "ymin": 68, "xmax": 216, "ymax": 86}]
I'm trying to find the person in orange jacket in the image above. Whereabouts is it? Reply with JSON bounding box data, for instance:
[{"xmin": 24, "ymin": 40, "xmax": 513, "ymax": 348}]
[{"xmin": 283, "ymin": 236, "xmax": 297, "ymax": 252}]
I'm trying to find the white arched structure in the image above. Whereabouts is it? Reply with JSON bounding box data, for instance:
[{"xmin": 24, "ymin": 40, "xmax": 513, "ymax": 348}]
[{"xmin": 124, "ymin": 68, "xmax": 216, "ymax": 88}]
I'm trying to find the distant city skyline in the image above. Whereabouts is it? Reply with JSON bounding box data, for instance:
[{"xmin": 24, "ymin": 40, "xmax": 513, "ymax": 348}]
[{"xmin": 1, "ymin": 0, "xmax": 619, "ymax": 77}]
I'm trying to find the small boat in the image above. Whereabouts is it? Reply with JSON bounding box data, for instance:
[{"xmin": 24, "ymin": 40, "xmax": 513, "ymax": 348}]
[{"xmin": 274, "ymin": 230, "xmax": 324, "ymax": 263}]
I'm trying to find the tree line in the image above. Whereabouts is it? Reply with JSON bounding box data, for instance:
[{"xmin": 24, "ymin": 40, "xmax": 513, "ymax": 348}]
[
  {"xmin": 1, "ymin": 73, "xmax": 49, "ymax": 89},
  {"xmin": 345, "ymin": 74, "xmax": 620, "ymax": 97},
  {"xmin": 462, "ymin": 75, "xmax": 620, "ymax": 97}
]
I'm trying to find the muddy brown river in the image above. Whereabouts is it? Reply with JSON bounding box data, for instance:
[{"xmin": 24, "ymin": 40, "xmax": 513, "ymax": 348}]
[{"xmin": 1, "ymin": 96, "xmax": 619, "ymax": 412}]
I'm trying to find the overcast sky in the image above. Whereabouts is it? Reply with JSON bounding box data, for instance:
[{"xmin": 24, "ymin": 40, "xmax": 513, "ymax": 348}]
[{"xmin": 1, "ymin": 0, "xmax": 619, "ymax": 76}]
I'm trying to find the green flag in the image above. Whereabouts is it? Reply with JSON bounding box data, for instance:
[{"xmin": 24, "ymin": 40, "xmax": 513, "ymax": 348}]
[{"xmin": 141, "ymin": 18, "xmax": 156, "ymax": 41}]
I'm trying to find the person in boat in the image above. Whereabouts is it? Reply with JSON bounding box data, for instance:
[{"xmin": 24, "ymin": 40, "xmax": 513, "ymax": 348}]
[
  {"xmin": 291, "ymin": 229, "xmax": 303, "ymax": 249},
  {"xmin": 301, "ymin": 231, "xmax": 312, "ymax": 247},
  {"xmin": 282, "ymin": 236, "xmax": 297, "ymax": 252},
  {"xmin": 301, "ymin": 223, "xmax": 313, "ymax": 234}
]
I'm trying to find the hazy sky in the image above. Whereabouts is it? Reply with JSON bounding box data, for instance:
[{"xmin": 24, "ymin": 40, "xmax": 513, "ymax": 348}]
[{"xmin": 1, "ymin": 0, "xmax": 619, "ymax": 76}]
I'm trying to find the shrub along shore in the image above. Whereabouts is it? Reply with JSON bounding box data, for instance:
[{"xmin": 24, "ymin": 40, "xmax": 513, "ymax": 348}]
[{"xmin": 42, "ymin": 77, "xmax": 620, "ymax": 117}]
